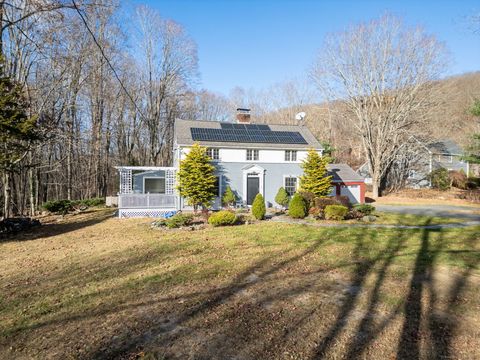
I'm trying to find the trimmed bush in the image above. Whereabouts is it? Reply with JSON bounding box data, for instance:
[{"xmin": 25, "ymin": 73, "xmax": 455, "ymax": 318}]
[
  {"xmin": 42, "ymin": 197, "xmax": 105, "ymax": 214},
  {"xmin": 298, "ymin": 190, "xmax": 315, "ymax": 209},
  {"xmin": 208, "ymin": 210, "xmax": 237, "ymax": 227},
  {"xmin": 353, "ymin": 204, "xmax": 376, "ymax": 215},
  {"xmin": 334, "ymin": 195, "xmax": 351, "ymax": 208},
  {"xmin": 324, "ymin": 205, "xmax": 349, "ymax": 220},
  {"xmin": 308, "ymin": 207, "xmax": 323, "ymax": 219},
  {"xmin": 288, "ymin": 193, "xmax": 307, "ymax": 219},
  {"xmin": 42, "ymin": 200, "xmax": 73, "ymax": 214},
  {"xmin": 165, "ymin": 213, "xmax": 194, "ymax": 229},
  {"xmin": 314, "ymin": 197, "xmax": 339, "ymax": 209},
  {"xmin": 78, "ymin": 197, "xmax": 105, "ymax": 207},
  {"xmin": 274, "ymin": 187, "xmax": 290, "ymax": 208},
  {"xmin": 449, "ymin": 170, "xmax": 468, "ymax": 190},
  {"xmin": 429, "ymin": 168, "xmax": 450, "ymax": 191},
  {"xmin": 252, "ymin": 194, "xmax": 266, "ymax": 220},
  {"xmin": 222, "ymin": 186, "xmax": 236, "ymax": 208}
]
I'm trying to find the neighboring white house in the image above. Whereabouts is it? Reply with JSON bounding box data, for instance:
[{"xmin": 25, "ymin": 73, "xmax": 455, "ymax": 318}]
[
  {"xmin": 115, "ymin": 109, "xmax": 365, "ymax": 218},
  {"xmin": 357, "ymin": 138, "xmax": 470, "ymax": 189}
]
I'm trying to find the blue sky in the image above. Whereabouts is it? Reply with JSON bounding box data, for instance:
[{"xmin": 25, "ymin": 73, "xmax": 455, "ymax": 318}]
[{"xmin": 133, "ymin": 0, "xmax": 479, "ymax": 96}]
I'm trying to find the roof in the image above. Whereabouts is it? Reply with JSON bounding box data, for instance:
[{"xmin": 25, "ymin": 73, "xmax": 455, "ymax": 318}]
[
  {"xmin": 327, "ymin": 164, "xmax": 365, "ymax": 183},
  {"xmin": 174, "ymin": 118, "xmax": 323, "ymax": 150},
  {"xmin": 427, "ymin": 140, "xmax": 464, "ymax": 155}
]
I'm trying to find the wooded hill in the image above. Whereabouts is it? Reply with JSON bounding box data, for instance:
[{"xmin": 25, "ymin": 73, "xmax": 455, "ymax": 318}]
[{"xmin": 258, "ymin": 72, "xmax": 480, "ymax": 168}]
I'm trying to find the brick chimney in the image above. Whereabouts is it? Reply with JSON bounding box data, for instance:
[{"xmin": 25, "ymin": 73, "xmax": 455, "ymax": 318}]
[{"xmin": 236, "ymin": 108, "xmax": 251, "ymax": 124}]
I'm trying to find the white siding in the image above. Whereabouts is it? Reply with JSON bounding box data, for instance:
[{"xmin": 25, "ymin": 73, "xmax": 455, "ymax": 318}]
[{"xmin": 179, "ymin": 147, "xmax": 317, "ymax": 163}]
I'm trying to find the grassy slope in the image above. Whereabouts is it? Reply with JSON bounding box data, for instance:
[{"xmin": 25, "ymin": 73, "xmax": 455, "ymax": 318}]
[{"xmin": 0, "ymin": 209, "xmax": 479, "ymax": 359}]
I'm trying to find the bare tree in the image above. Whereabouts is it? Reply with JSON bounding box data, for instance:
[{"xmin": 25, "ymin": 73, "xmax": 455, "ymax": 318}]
[{"xmin": 311, "ymin": 14, "xmax": 449, "ymax": 197}]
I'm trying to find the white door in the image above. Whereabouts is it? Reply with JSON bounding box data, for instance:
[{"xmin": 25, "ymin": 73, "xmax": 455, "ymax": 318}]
[{"xmin": 340, "ymin": 184, "xmax": 360, "ymax": 204}]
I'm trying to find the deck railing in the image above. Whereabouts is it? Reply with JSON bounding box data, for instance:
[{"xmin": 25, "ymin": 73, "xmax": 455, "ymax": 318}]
[{"xmin": 118, "ymin": 194, "xmax": 177, "ymax": 209}]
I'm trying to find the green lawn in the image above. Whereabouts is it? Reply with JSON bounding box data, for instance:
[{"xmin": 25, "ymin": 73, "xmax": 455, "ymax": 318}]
[{"xmin": 0, "ymin": 209, "xmax": 479, "ymax": 359}]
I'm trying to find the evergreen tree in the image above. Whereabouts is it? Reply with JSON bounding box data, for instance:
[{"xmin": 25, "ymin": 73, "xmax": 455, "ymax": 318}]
[
  {"xmin": 0, "ymin": 59, "xmax": 39, "ymax": 217},
  {"xmin": 463, "ymin": 133, "xmax": 480, "ymax": 165},
  {"xmin": 177, "ymin": 143, "xmax": 217, "ymax": 211},
  {"xmin": 288, "ymin": 193, "xmax": 307, "ymax": 218},
  {"xmin": 252, "ymin": 193, "xmax": 266, "ymax": 220},
  {"xmin": 222, "ymin": 185, "xmax": 236, "ymax": 208},
  {"xmin": 299, "ymin": 149, "xmax": 332, "ymax": 197},
  {"xmin": 274, "ymin": 187, "xmax": 289, "ymax": 208}
]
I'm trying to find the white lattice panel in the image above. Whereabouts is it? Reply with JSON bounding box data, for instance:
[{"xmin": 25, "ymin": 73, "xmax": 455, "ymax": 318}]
[
  {"xmin": 120, "ymin": 170, "xmax": 132, "ymax": 194},
  {"xmin": 119, "ymin": 209, "xmax": 177, "ymax": 218},
  {"xmin": 165, "ymin": 169, "xmax": 176, "ymax": 195}
]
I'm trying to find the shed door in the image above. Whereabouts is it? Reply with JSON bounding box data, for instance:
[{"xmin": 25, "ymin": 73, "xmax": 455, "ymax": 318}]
[{"xmin": 340, "ymin": 184, "xmax": 360, "ymax": 204}]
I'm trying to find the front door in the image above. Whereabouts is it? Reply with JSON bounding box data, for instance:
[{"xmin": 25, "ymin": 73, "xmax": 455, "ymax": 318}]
[{"xmin": 246, "ymin": 176, "xmax": 260, "ymax": 205}]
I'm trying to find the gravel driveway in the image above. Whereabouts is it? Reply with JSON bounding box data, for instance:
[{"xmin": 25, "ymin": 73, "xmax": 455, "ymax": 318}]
[{"xmin": 375, "ymin": 204, "xmax": 480, "ymax": 221}]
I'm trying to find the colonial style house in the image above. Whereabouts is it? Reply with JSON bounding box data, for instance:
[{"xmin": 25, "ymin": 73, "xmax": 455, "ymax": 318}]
[
  {"xmin": 115, "ymin": 109, "xmax": 365, "ymax": 218},
  {"xmin": 357, "ymin": 138, "xmax": 470, "ymax": 189}
]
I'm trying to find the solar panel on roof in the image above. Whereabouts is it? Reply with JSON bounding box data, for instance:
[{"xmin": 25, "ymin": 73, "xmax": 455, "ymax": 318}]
[{"xmin": 190, "ymin": 127, "xmax": 307, "ymax": 144}]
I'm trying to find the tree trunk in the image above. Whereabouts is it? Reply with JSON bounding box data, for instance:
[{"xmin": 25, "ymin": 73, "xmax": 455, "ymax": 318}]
[
  {"xmin": 3, "ymin": 171, "xmax": 11, "ymax": 218},
  {"xmin": 371, "ymin": 171, "xmax": 381, "ymax": 198}
]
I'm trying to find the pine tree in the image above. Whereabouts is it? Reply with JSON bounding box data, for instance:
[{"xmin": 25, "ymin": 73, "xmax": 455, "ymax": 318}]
[
  {"xmin": 222, "ymin": 185, "xmax": 236, "ymax": 208},
  {"xmin": 177, "ymin": 143, "xmax": 217, "ymax": 211},
  {"xmin": 274, "ymin": 187, "xmax": 289, "ymax": 208},
  {"xmin": 0, "ymin": 59, "xmax": 39, "ymax": 218},
  {"xmin": 299, "ymin": 149, "xmax": 332, "ymax": 197}
]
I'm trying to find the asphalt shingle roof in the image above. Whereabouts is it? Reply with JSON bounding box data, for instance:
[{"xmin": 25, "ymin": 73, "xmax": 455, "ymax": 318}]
[
  {"xmin": 327, "ymin": 164, "xmax": 365, "ymax": 182},
  {"xmin": 428, "ymin": 140, "xmax": 464, "ymax": 155},
  {"xmin": 174, "ymin": 118, "xmax": 323, "ymax": 150}
]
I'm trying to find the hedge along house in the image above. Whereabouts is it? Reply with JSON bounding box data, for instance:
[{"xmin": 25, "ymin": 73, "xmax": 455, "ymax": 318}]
[{"xmin": 115, "ymin": 109, "xmax": 365, "ymax": 218}]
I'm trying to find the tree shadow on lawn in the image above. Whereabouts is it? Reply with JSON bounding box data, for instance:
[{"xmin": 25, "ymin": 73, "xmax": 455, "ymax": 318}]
[
  {"xmin": 5, "ymin": 218, "xmax": 478, "ymax": 359},
  {"xmin": 77, "ymin": 221, "xmax": 480, "ymax": 360},
  {"xmin": 0, "ymin": 209, "xmax": 115, "ymax": 243}
]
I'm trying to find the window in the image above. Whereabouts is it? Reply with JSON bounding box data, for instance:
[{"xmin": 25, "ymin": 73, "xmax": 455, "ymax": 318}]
[
  {"xmin": 144, "ymin": 178, "xmax": 165, "ymax": 194},
  {"xmin": 246, "ymin": 149, "xmax": 259, "ymax": 161},
  {"xmin": 438, "ymin": 154, "xmax": 453, "ymax": 163},
  {"xmin": 206, "ymin": 148, "xmax": 219, "ymax": 160},
  {"xmin": 285, "ymin": 150, "xmax": 297, "ymax": 161},
  {"xmin": 284, "ymin": 177, "xmax": 297, "ymax": 196}
]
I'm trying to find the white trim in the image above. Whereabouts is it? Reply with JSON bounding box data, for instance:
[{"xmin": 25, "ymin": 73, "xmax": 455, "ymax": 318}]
[
  {"xmin": 143, "ymin": 176, "xmax": 166, "ymax": 194},
  {"xmin": 242, "ymin": 165, "xmax": 265, "ymax": 205},
  {"xmin": 115, "ymin": 166, "xmax": 176, "ymax": 171}
]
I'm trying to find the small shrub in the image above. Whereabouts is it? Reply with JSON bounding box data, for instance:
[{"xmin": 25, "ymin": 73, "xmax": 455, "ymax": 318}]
[
  {"xmin": 308, "ymin": 207, "xmax": 323, "ymax": 219},
  {"xmin": 274, "ymin": 187, "xmax": 290, "ymax": 208},
  {"xmin": 314, "ymin": 197, "xmax": 339, "ymax": 209},
  {"xmin": 353, "ymin": 204, "xmax": 376, "ymax": 215},
  {"xmin": 298, "ymin": 190, "xmax": 315, "ymax": 208},
  {"xmin": 348, "ymin": 209, "xmax": 363, "ymax": 220},
  {"xmin": 334, "ymin": 195, "xmax": 351, "ymax": 208},
  {"xmin": 222, "ymin": 186, "xmax": 236, "ymax": 208},
  {"xmin": 79, "ymin": 197, "xmax": 105, "ymax": 207},
  {"xmin": 456, "ymin": 189, "xmax": 480, "ymax": 203},
  {"xmin": 429, "ymin": 168, "xmax": 450, "ymax": 191},
  {"xmin": 449, "ymin": 170, "xmax": 468, "ymax": 190},
  {"xmin": 252, "ymin": 193, "xmax": 266, "ymax": 220},
  {"xmin": 208, "ymin": 210, "xmax": 237, "ymax": 226},
  {"xmin": 165, "ymin": 213, "xmax": 194, "ymax": 229},
  {"xmin": 324, "ymin": 205, "xmax": 349, "ymax": 220},
  {"xmin": 42, "ymin": 199, "xmax": 73, "ymax": 214},
  {"xmin": 288, "ymin": 193, "xmax": 307, "ymax": 219},
  {"xmin": 467, "ymin": 177, "xmax": 480, "ymax": 188}
]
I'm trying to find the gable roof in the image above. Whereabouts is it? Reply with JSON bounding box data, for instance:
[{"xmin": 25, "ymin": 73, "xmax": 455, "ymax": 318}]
[
  {"xmin": 427, "ymin": 140, "xmax": 464, "ymax": 155},
  {"xmin": 327, "ymin": 163, "xmax": 364, "ymax": 182},
  {"xmin": 174, "ymin": 118, "xmax": 323, "ymax": 150}
]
